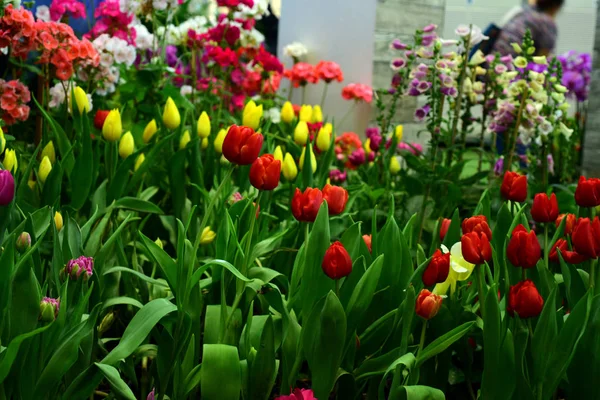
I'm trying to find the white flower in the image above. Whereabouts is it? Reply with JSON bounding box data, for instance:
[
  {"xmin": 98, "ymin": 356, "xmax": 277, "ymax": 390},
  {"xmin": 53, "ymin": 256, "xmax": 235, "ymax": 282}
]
[
  {"xmin": 284, "ymin": 42, "xmax": 308, "ymax": 59},
  {"xmin": 48, "ymin": 83, "xmax": 67, "ymax": 109},
  {"xmin": 266, "ymin": 108, "xmax": 281, "ymax": 124},
  {"xmin": 99, "ymin": 53, "xmax": 114, "ymax": 67},
  {"xmin": 469, "ymin": 50, "xmax": 486, "ymax": 66},
  {"xmin": 134, "ymin": 24, "xmax": 155, "ymax": 50},
  {"xmin": 559, "ymin": 122, "xmax": 573, "ymax": 140},
  {"xmin": 36, "ymin": 6, "xmax": 50, "ymax": 22},
  {"xmin": 240, "ymin": 28, "xmax": 265, "ymax": 48},
  {"xmin": 539, "ymin": 119, "xmax": 553, "ymax": 136},
  {"xmin": 455, "ymin": 24, "xmax": 488, "ymax": 45},
  {"xmin": 180, "ymin": 85, "xmax": 193, "ymax": 96}
]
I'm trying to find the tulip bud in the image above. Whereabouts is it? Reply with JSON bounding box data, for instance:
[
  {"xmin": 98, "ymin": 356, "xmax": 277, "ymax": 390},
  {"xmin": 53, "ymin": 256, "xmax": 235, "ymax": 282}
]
[
  {"xmin": 3, "ymin": 149, "xmax": 17, "ymax": 173},
  {"xmin": 222, "ymin": 125, "xmax": 263, "ymax": 165},
  {"xmin": 574, "ymin": 176, "xmax": 600, "ymax": 208},
  {"xmin": 250, "ymin": 154, "xmax": 281, "ymax": 191},
  {"xmin": 389, "ymin": 156, "xmax": 401, "ymax": 174},
  {"xmin": 117, "ymin": 132, "xmax": 134, "ymax": 159},
  {"xmin": 439, "ymin": 218, "xmax": 451, "ymax": 241},
  {"xmin": 316, "ymin": 127, "xmax": 331, "ymax": 151},
  {"xmin": 40, "ymin": 297, "xmax": 60, "ymax": 322},
  {"xmin": 531, "ymin": 193, "xmax": 559, "ymax": 223},
  {"xmin": 395, "ymin": 125, "xmax": 403, "ymax": 142},
  {"xmin": 143, "ymin": 119, "xmax": 158, "ymax": 143},
  {"xmin": 102, "ymin": 109, "xmax": 122, "ymax": 142},
  {"xmin": 273, "ymin": 145, "xmax": 284, "ymax": 162},
  {"xmin": 294, "ymin": 121, "xmax": 309, "ymax": 145},
  {"xmin": 508, "ymin": 280, "xmax": 544, "ymax": 318},
  {"xmin": 362, "ymin": 234, "xmax": 372, "ymax": 252},
  {"xmin": 200, "ymin": 226, "xmax": 216, "ymax": 245},
  {"xmin": 197, "ymin": 111, "xmax": 211, "ymax": 138},
  {"xmin": 94, "ymin": 110, "xmax": 110, "ymax": 130},
  {"xmin": 16, "ymin": 232, "xmax": 31, "ymax": 253},
  {"xmin": 134, "ymin": 154, "xmax": 145, "ymax": 172},
  {"xmin": 322, "ymin": 241, "xmax": 352, "ymax": 279},
  {"xmin": 214, "ymin": 128, "xmax": 227, "ymax": 153},
  {"xmin": 72, "ymin": 87, "xmax": 91, "ymax": 114},
  {"xmin": 179, "ymin": 130, "xmax": 191, "ymax": 150},
  {"xmin": 422, "ymin": 249, "xmax": 450, "ymax": 286},
  {"xmin": 299, "ymin": 105, "xmax": 313, "ymax": 122},
  {"xmin": 571, "ymin": 217, "xmax": 600, "ymax": 259},
  {"xmin": 154, "ymin": 237, "xmax": 164, "ymax": 249},
  {"xmin": 322, "ymin": 184, "xmax": 348, "ymax": 215},
  {"xmin": 506, "ymin": 224, "xmax": 541, "ymax": 269},
  {"xmin": 0, "ymin": 128, "xmax": 5, "ymax": 154},
  {"xmin": 461, "ymin": 231, "xmax": 492, "ymax": 264},
  {"xmin": 501, "ymin": 171, "xmax": 527, "ymax": 203},
  {"xmin": 299, "ymin": 146, "xmax": 317, "ymax": 173},
  {"xmin": 0, "ymin": 170, "xmax": 14, "ymax": 206},
  {"xmin": 98, "ymin": 312, "xmax": 115, "ymax": 334},
  {"xmin": 311, "ymin": 105, "xmax": 323, "ymax": 123},
  {"xmin": 242, "ymin": 101, "xmax": 263, "ymax": 130},
  {"xmin": 64, "ymin": 255, "xmax": 94, "ymax": 280},
  {"xmin": 38, "ymin": 156, "xmax": 52, "ymax": 184},
  {"xmin": 291, "ymin": 187, "xmax": 323, "ymax": 222},
  {"xmin": 281, "ymin": 101, "xmax": 295, "ymax": 123},
  {"xmin": 415, "ymin": 289, "xmax": 443, "ymax": 320},
  {"xmin": 462, "ymin": 216, "xmax": 492, "ymax": 240},
  {"xmin": 41, "ymin": 141, "xmax": 56, "ymax": 164},
  {"xmin": 282, "ymin": 153, "xmax": 298, "ymax": 181},
  {"xmin": 162, "ymin": 97, "xmax": 181, "ymax": 130},
  {"xmin": 54, "ymin": 211, "xmax": 63, "ymax": 231}
]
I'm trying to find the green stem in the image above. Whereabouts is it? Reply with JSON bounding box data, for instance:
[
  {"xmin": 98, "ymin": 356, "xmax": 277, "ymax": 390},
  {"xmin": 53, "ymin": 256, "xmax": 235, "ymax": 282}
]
[
  {"xmin": 477, "ymin": 264, "xmax": 486, "ymax": 319},
  {"xmin": 242, "ymin": 192, "xmax": 262, "ymax": 275},
  {"xmin": 591, "ymin": 258, "xmax": 597, "ymax": 295},
  {"xmin": 504, "ymin": 89, "xmax": 529, "ymax": 172},
  {"xmin": 320, "ymin": 84, "xmax": 329, "ymax": 108},
  {"xmin": 301, "ymin": 85, "xmax": 306, "ymax": 105},
  {"xmin": 544, "ymin": 224, "xmax": 549, "ymax": 271},
  {"xmin": 335, "ymin": 279, "xmax": 340, "ymax": 297},
  {"xmin": 417, "ymin": 321, "xmax": 427, "ymax": 357},
  {"xmin": 537, "ymin": 382, "xmax": 544, "ymax": 400},
  {"xmin": 338, "ymin": 103, "xmax": 356, "ymax": 129}
]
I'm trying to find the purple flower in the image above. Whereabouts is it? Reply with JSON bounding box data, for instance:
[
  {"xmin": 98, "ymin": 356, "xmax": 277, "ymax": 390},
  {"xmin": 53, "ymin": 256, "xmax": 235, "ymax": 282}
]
[
  {"xmin": 562, "ymin": 71, "xmax": 585, "ymax": 94},
  {"xmin": 390, "ymin": 58, "xmax": 406, "ymax": 71},
  {"xmin": 422, "ymin": 24, "xmax": 437, "ymax": 33},
  {"xmin": 147, "ymin": 389, "xmax": 155, "ymax": 400},
  {"xmin": 165, "ymin": 45, "xmax": 179, "ymax": 68},
  {"xmin": 441, "ymin": 86, "xmax": 458, "ymax": 97},
  {"xmin": 417, "ymin": 81, "xmax": 432, "ymax": 93},
  {"xmin": 329, "ymin": 169, "xmax": 348, "ymax": 183},
  {"xmin": 391, "ymin": 74, "xmax": 402, "ymax": 87},
  {"xmin": 349, "ymin": 148, "xmax": 366, "ymax": 166},
  {"xmin": 0, "ymin": 170, "xmax": 15, "ymax": 206},
  {"xmin": 365, "ymin": 127, "xmax": 380, "ymax": 139},
  {"xmin": 40, "ymin": 297, "xmax": 60, "ymax": 322},
  {"xmin": 398, "ymin": 142, "xmax": 423, "ymax": 156},
  {"xmin": 547, "ymin": 154, "xmax": 555, "ymax": 175},
  {"xmin": 421, "ymin": 34, "xmax": 437, "ymax": 47},
  {"xmin": 493, "ymin": 157, "xmax": 504, "ymax": 176},
  {"xmin": 390, "ymin": 39, "xmax": 407, "ymax": 50},
  {"xmin": 65, "ymin": 256, "xmax": 94, "ymax": 280},
  {"xmin": 414, "ymin": 104, "xmax": 431, "ymax": 122},
  {"xmin": 370, "ymin": 134, "xmax": 382, "ymax": 151}
]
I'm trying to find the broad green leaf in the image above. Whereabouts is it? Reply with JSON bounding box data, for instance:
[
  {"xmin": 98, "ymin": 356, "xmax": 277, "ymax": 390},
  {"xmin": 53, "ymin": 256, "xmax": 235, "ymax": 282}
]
[
  {"xmin": 95, "ymin": 363, "xmax": 136, "ymax": 400},
  {"xmin": 376, "ymin": 353, "xmax": 416, "ymax": 399},
  {"xmin": 103, "ymin": 296, "xmax": 144, "ymax": 310},
  {"xmin": 532, "ymin": 288, "xmax": 557, "ymax": 383},
  {"xmin": 114, "ymin": 197, "xmax": 163, "ymax": 214},
  {"xmin": 416, "ymin": 321, "xmax": 475, "ymax": 367},
  {"xmin": 247, "ymin": 316, "xmax": 278, "ymax": 400},
  {"xmin": 104, "ymin": 266, "xmax": 170, "ymax": 288},
  {"xmin": 397, "ymin": 385, "xmax": 445, "ymax": 400},
  {"xmin": 70, "ymin": 117, "xmax": 94, "ymax": 210},
  {"xmin": 0, "ymin": 323, "xmax": 53, "ymax": 383},
  {"xmin": 201, "ymin": 344, "xmax": 241, "ymax": 400},
  {"xmin": 345, "ymin": 255, "xmax": 384, "ymax": 337},
  {"xmin": 140, "ymin": 232, "xmax": 178, "ymax": 291}
]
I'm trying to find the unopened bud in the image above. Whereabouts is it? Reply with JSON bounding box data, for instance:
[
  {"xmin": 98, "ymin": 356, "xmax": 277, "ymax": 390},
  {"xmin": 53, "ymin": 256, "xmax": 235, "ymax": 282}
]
[
  {"xmin": 98, "ymin": 312, "xmax": 115, "ymax": 334},
  {"xmin": 154, "ymin": 238, "xmax": 164, "ymax": 249},
  {"xmin": 16, "ymin": 232, "xmax": 31, "ymax": 253},
  {"xmin": 40, "ymin": 297, "xmax": 60, "ymax": 322}
]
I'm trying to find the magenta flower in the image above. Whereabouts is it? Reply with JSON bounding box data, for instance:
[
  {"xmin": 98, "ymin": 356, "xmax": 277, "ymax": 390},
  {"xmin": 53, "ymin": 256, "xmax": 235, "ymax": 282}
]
[
  {"xmin": 330, "ymin": 169, "xmax": 348, "ymax": 183},
  {"xmin": 494, "ymin": 157, "xmax": 504, "ymax": 176},
  {"xmin": 349, "ymin": 148, "xmax": 366, "ymax": 166},
  {"xmin": 40, "ymin": 297, "xmax": 60, "ymax": 322},
  {"xmin": 414, "ymin": 104, "xmax": 431, "ymax": 122},
  {"xmin": 65, "ymin": 256, "xmax": 94, "ymax": 280},
  {"xmin": 422, "ymin": 24, "xmax": 437, "ymax": 33},
  {"xmin": 0, "ymin": 170, "xmax": 15, "ymax": 206},
  {"xmin": 275, "ymin": 388, "xmax": 316, "ymax": 400},
  {"xmin": 390, "ymin": 39, "xmax": 408, "ymax": 50}
]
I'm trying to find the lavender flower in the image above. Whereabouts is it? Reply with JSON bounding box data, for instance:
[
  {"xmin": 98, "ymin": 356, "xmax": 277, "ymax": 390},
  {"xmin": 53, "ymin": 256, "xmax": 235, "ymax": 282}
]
[
  {"xmin": 65, "ymin": 256, "xmax": 94, "ymax": 280},
  {"xmin": 390, "ymin": 39, "xmax": 408, "ymax": 50},
  {"xmin": 493, "ymin": 157, "xmax": 504, "ymax": 176},
  {"xmin": 40, "ymin": 297, "xmax": 60, "ymax": 322},
  {"xmin": 414, "ymin": 104, "xmax": 431, "ymax": 122},
  {"xmin": 547, "ymin": 154, "xmax": 555, "ymax": 175},
  {"xmin": 390, "ymin": 58, "xmax": 406, "ymax": 71},
  {"xmin": 422, "ymin": 24, "xmax": 437, "ymax": 33},
  {"xmin": 416, "ymin": 81, "xmax": 432, "ymax": 93}
]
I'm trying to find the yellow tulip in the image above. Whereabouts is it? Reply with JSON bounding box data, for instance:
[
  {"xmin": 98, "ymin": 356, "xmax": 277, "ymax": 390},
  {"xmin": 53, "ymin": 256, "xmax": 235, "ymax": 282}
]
[
  {"xmin": 299, "ymin": 146, "xmax": 317, "ymax": 173},
  {"xmin": 433, "ymin": 243, "xmax": 476, "ymax": 296},
  {"xmin": 395, "ymin": 125, "xmax": 403, "ymax": 142},
  {"xmin": 316, "ymin": 126, "xmax": 331, "ymax": 152},
  {"xmin": 38, "ymin": 156, "xmax": 52, "ymax": 184},
  {"xmin": 134, "ymin": 153, "xmax": 145, "ymax": 172},
  {"xmin": 312, "ymin": 105, "xmax": 323, "ymax": 123},
  {"xmin": 119, "ymin": 132, "xmax": 134, "ymax": 159},
  {"xmin": 143, "ymin": 119, "xmax": 158, "ymax": 143},
  {"xmin": 3, "ymin": 149, "xmax": 17, "ymax": 173},
  {"xmin": 294, "ymin": 121, "xmax": 309, "ymax": 145},
  {"xmin": 180, "ymin": 130, "xmax": 191, "ymax": 149},
  {"xmin": 282, "ymin": 153, "xmax": 298, "ymax": 181},
  {"xmin": 0, "ymin": 128, "xmax": 5, "ymax": 154},
  {"xmin": 324, "ymin": 122, "xmax": 333, "ymax": 135},
  {"xmin": 54, "ymin": 211, "xmax": 63, "ymax": 232},
  {"xmin": 363, "ymin": 138, "xmax": 371, "ymax": 153},
  {"xmin": 281, "ymin": 101, "xmax": 294, "ymax": 123},
  {"xmin": 299, "ymin": 105, "xmax": 312, "ymax": 122},
  {"xmin": 197, "ymin": 111, "xmax": 211, "ymax": 138},
  {"xmin": 242, "ymin": 101, "xmax": 263, "ymax": 130},
  {"xmin": 390, "ymin": 156, "xmax": 401, "ymax": 174},
  {"xmin": 72, "ymin": 87, "xmax": 90, "ymax": 114},
  {"xmin": 201, "ymin": 137, "xmax": 208, "ymax": 150},
  {"xmin": 200, "ymin": 226, "xmax": 216, "ymax": 245},
  {"xmin": 102, "ymin": 109, "xmax": 122, "ymax": 142},
  {"xmin": 162, "ymin": 97, "xmax": 181, "ymax": 130},
  {"xmin": 42, "ymin": 141, "xmax": 56, "ymax": 164},
  {"xmin": 273, "ymin": 145, "xmax": 284, "ymax": 162},
  {"xmin": 214, "ymin": 128, "xmax": 227, "ymax": 153}
]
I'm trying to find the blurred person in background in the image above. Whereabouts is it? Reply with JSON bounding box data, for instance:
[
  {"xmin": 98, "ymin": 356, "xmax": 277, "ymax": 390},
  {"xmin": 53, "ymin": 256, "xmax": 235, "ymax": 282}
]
[{"xmin": 493, "ymin": 0, "xmax": 564, "ymax": 57}]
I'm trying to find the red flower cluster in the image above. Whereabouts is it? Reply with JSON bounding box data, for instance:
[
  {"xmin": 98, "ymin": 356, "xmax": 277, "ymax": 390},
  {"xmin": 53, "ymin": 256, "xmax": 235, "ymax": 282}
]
[
  {"xmin": 341, "ymin": 83, "xmax": 373, "ymax": 103},
  {"xmin": 250, "ymin": 154, "xmax": 280, "ymax": 191},
  {"xmin": 0, "ymin": 79, "xmax": 31, "ymax": 125},
  {"xmin": 556, "ymin": 213, "xmax": 576, "ymax": 235},
  {"xmin": 315, "ymin": 61, "xmax": 344, "ymax": 83},
  {"xmin": 549, "ymin": 239, "xmax": 587, "ymax": 264},
  {"xmin": 49, "ymin": 0, "xmax": 86, "ymax": 22},
  {"xmin": 284, "ymin": 62, "xmax": 318, "ymax": 88},
  {"xmin": 572, "ymin": 217, "xmax": 600, "ymax": 259},
  {"xmin": 291, "ymin": 185, "xmax": 349, "ymax": 222},
  {"xmin": 0, "ymin": 5, "xmax": 37, "ymax": 58},
  {"xmin": 439, "ymin": 218, "xmax": 451, "ymax": 241},
  {"xmin": 217, "ymin": 0, "xmax": 254, "ymax": 7},
  {"xmin": 574, "ymin": 176, "xmax": 600, "ymax": 208},
  {"xmin": 86, "ymin": 0, "xmax": 136, "ymax": 44}
]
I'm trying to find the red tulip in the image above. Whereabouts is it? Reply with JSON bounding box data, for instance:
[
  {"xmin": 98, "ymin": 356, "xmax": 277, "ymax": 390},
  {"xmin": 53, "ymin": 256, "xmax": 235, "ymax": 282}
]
[
  {"xmin": 222, "ymin": 125, "xmax": 263, "ymax": 165},
  {"xmin": 555, "ymin": 213, "xmax": 576, "ymax": 236},
  {"xmin": 507, "ymin": 280, "xmax": 544, "ymax": 318},
  {"xmin": 322, "ymin": 184, "xmax": 349, "ymax": 215},
  {"xmin": 506, "ymin": 224, "xmax": 541, "ymax": 269},
  {"xmin": 549, "ymin": 239, "xmax": 587, "ymax": 264},
  {"xmin": 249, "ymin": 154, "xmax": 281, "ymax": 190},
  {"xmin": 422, "ymin": 249, "xmax": 450, "ymax": 286},
  {"xmin": 531, "ymin": 193, "xmax": 559, "ymax": 223},
  {"xmin": 574, "ymin": 176, "xmax": 600, "ymax": 208},
  {"xmin": 462, "ymin": 215, "xmax": 492, "ymax": 240},
  {"xmin": 501, "ymin": 171, "xmax": 527, "ymax": 202},
  {"xmin": 415, "ymin": 289, "xmax": 443, "ymax": 320},
  {"xmin": 362, "ymin": 234, "xmax": 372, "ymax": 253},
  {"xmin": 571, "ymin": 217, "xmax": 600, "ymax": 259},
  {"xmin": 322, "ymin": 241, "xmax": 352, "ymax": 279},
  {"xmin": 94, "ymin": 110, "xmax": 110, "ymax": 130},
  {"xmin": 439, "ymin": 218, "xmax": 451, "ymax": 241},
  {"xmin": 291, "ymin": 187, "xmax": 323, "ymax": 222},
  {"xmin": 461, "ymin": 231, "xmax": 492, "ymax": 264}
]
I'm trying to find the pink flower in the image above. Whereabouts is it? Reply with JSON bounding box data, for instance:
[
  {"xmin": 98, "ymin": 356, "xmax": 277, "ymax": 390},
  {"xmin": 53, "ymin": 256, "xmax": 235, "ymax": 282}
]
[
  {"xmin": 275, "ymin": 389, "xmax": 316, "ymax": 400},
  {"xmin": 284, "ymin": 62, "xmax": 318, "ymax": 88},
  {"xmin": 49, "ymin": 0, "xmax": 86, "ymax": 22},
  {"xmin": 398, "ymin": 142, "xmax": 423, "ymax": 156},
  {"xmin": 315, "ymin": 61, "xmax": 344, "ymax": 83},
  {"xmin": 341, "ymin": 83, "xmax": 373, "ymax": 103}
]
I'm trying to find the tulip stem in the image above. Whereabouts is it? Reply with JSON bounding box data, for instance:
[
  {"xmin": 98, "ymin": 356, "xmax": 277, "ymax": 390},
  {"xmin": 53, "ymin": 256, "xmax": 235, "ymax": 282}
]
[
  {"xmin": 320, "ymin": 84, "xmax": 329, "ymax": 108},
  {"xmin": 590, "ymin": 259, "xmax": 597, "ymax": 295},
  {"xmin": 477, "ymin": 265, "xmax": 486, "ymax": 319},
  {"xmin": 243, "ymin": 192, "xmax": 262, "ymax": 276},
  {"xmin": 335, "ymin": 279, "xmax": 340, "ymax": 297},
  {"xmin": 544, "ymin": 224, "xmax": 549, "ymax": 271},
  {"xmin": 417, "ymin": 321, "xmax": 427, "ymax": 357}
]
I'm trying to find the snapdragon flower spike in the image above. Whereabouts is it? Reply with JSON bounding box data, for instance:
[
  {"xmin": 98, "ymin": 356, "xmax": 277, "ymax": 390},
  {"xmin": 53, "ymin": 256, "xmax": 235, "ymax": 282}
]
[{"xmin": 65, "ymin": 256, "xmax": 94, "ymax": 280}]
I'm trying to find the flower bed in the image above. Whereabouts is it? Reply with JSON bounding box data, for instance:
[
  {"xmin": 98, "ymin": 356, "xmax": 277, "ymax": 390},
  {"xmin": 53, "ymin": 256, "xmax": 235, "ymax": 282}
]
[{"xmin": 0, "ymin": 1, "xmax": 595, "ymax": 399}]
